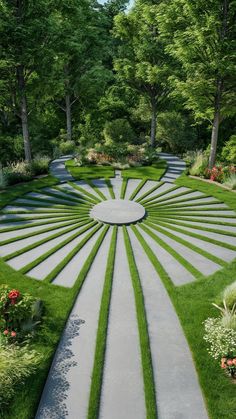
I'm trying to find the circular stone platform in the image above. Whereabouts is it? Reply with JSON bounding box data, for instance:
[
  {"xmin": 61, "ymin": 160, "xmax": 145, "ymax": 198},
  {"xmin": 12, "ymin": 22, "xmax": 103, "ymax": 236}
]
[{"xmin": 90, "ymin": 199, "xmax": 146, "ymax": 225}]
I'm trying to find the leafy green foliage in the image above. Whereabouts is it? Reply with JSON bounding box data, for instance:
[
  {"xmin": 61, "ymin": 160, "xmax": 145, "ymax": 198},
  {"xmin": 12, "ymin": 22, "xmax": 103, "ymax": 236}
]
[
  {"xmin": 221, "ymin": 135, "xmax": 236, "ymax": 164},
  {"xmin": 103, "ymin": 119, "xmax": 135, "ymax": 144}
]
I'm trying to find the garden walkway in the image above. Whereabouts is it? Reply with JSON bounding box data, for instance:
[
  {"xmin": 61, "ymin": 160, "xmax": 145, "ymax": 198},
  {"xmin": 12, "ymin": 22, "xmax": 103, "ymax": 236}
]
[
  {"xmin": 49, "ymin": 155, "xmax": 75, "ymax": 182},
  {"xmin": 1, "ymin": 155, "xmax": 236, "ymax": 418}
]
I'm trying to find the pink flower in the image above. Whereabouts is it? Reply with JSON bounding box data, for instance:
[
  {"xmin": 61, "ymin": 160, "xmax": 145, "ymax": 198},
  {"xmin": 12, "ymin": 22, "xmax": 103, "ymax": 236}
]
[
  {"xmin": 3, "ymin": 329, "xmax": 9, "ymax": 336},
  {"xmin": 227, "ymin": 359, "xmax": 234, "ymax": 366},
  {"xmin": 11, "ymin": 331, "xmax": 16, "ymax": 337}
]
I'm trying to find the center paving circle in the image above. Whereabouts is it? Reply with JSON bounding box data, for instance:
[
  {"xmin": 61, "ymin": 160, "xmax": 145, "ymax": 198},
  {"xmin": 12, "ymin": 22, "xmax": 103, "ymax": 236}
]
[{"xmin": 90, "ymin": 199, "xmax": 146, "ymax": 225}]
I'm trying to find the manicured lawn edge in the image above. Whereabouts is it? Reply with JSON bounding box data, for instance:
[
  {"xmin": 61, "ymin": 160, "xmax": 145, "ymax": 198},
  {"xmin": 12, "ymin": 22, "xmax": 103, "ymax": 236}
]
[
  {"xmin": 129, "ymin": 179, "xmax": 146, "ymax": 200},
  {"xmin": 120, "ymin": 178, "xmax": 128, "ymax": 199},
  {"xmin": 87, "ymin": 180, "xmax": 108, "ymax": 201},
  {"xmin": 123, "ymin": 226, "xmax": 157, "ymax": 419},
  {"xmin": 105, "ymin": 179, "xmax": 115, "ymax": 199},
  {"xmin": 87, "ymin": 226, "xmax": 117, "ymax": 419}
]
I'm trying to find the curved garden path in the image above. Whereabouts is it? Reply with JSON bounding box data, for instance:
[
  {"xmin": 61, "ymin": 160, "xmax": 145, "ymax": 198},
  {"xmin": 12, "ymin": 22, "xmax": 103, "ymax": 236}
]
[{"xmin": 1, "ymin": 154, "xmax": 236, "ymax": 418}]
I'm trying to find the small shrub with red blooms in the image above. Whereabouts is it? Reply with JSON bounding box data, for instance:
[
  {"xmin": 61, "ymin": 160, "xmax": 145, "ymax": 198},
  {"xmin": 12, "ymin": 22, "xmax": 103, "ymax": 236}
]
[{"xmin": 0, "ymin": 285, "xmax": 42, "ymax": 342}]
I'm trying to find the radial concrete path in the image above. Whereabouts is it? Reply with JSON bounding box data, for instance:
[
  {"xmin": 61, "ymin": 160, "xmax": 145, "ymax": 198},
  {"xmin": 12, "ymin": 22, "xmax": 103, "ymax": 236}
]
[{"xmin": 1, "ymin": 156, "xmax": 236, "ymax": 419}]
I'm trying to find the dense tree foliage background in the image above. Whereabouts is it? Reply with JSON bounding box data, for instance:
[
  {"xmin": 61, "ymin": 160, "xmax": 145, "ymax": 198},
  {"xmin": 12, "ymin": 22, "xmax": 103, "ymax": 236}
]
[{"xmin": 0, "ymin": 0, "xmax": 235, "ymax": 167}]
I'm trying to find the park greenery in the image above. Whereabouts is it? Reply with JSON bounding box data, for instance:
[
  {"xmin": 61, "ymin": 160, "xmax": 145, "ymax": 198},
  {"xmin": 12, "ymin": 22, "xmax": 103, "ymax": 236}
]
[
  {"xmin": 0, "ymin": 0, "xmax": 235, "ymax": 178},
  {"xmin": 0, "ymin": 0, "xmax": 236, "ymax": 418}
]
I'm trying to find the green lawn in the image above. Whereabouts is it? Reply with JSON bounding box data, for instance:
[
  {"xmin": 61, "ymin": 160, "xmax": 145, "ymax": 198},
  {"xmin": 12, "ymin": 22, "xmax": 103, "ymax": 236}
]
[
  {"xmin": 0, "ymin": 172, "xmax": 236, "ymax": 418},
  {"xmin": 65, "ymin": 160, "xmax": 115, "ymax": 179},
  {"xmin": 122, "ymin": 160, "xmax": 167, "ymax": 180}
]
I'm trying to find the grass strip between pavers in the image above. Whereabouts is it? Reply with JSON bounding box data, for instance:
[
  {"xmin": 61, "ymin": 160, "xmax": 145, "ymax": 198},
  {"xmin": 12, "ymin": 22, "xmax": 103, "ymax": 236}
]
[
  {"xmin": 150, "ymin": 194, "xmax": 219, "ymax": 208},
  {"xmin": 148, "ymin": 216, "xmax": 236, "ymax": 238},
  {"xmin": 120, "ymin": 178, "xmax": 128, "ymax": 199},
  {"xmin": 15, "ymin": 194, "xmax": 79, "ymax": 207},
  {"xmin": 143, "ymin": 221, "xmax": 227, "ymax": 267},
  {"xmin": 53, "ymin": 185, "xmax": 98, "ymax": 205},
  {"xmin": 129, "ymin": 179, "xmax": 146, "ymax": 201},
  {"xmin": 87, "ymin": 226, "xmax": 117, "ymax": 419},
  {"xmin": 105, "ymin": 179, "xmax": 115, "ymax": 199},
  {"xmin": 72, "ymin": 225, "xmax": 110, "ymax": 294},
  {"xmin": 147, "ymin": 206, "xmax": 232, "ymax": 213},
  {"xmin": 145, "ymin": 213, "xmax": 236, "ymax": 226},
  {"xmin": 152, "ymin": 200, "xmax": 221, "ymax": 210},
  {"xmin": 143, "ymin": 189, "xmax": 201, "ymax": 207},
  {"xmin": 123, "ymin": 226, "xmax": 157, "ymax": 419},
  {"xmin": 138, "ymin": 223, "xmax": 202, "ymax": 279},
  {"xmin": 31, "ymin": 189, "xmax": 89, "ymax": 205},
  {"xmin": 0, "ymin": 218, "xmax": 86, "ymax": 245},
  {"xmin": 139, "ymin": 185, "xmax": 180, "ymax": 205},
  {"xmin": 45, "ymin": 223, "xmax": 103, "ymax": 283},
  {"xmin": 0, "ymin": 214, "xmax": 82, "ymax": 233},
  {"xmin": 146, "ymin": 209, "xmax": 236, "ymax": 219},
  {"xmin": 135, "ymin": 181, "xmax": 164, "ymax": 203},
  {"xmin": 87, "ymin": 180, "xmax": 108, "ymax": 201},
  {"xmin": 5, "ymin": 220, "xmax": 93, "ymax": 265},
  {"xmin": 144, "ymin": 219, "xmax": 236, "ymax": 251},
  {"xmin": 69, "ymin": 181, "xmax": 101, "ymax": 203},
  {"xmin": 131, "ymin": 225, "xmax": 173, "ymax": 290},
  {"xmin": 0, "ymin": 212, "xmax": 88, "ymax": 224}
]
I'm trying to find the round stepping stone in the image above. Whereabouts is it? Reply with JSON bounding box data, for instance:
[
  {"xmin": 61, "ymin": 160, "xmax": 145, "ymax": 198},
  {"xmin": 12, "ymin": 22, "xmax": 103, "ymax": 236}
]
[{"xmin": 90, "ymin": 199, "xmax": 146, "ymax": 225}]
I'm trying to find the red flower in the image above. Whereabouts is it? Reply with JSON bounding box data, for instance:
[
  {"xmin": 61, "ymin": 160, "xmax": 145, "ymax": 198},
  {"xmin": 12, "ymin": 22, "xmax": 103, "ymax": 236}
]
[
  {"xmin": 3, "ymin": 329, "xmax": 9, "ymax": 335},
  {"xmin": 11, "ymin": 331, "xmax": 16, "ymax": 337},
  {"xmin": 227, "ymin": 359, "xmax": 234, "ymax": 366},
  {"xmin": 8, "ymin": 289, "xmax": 20, "ymax": 301}
]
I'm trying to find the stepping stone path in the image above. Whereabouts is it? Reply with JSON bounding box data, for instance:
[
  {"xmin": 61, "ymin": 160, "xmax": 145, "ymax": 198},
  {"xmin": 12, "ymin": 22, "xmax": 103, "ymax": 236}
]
[{"xmin": 1, "ymin": 154, "xmax": 236, "ymax": 419}]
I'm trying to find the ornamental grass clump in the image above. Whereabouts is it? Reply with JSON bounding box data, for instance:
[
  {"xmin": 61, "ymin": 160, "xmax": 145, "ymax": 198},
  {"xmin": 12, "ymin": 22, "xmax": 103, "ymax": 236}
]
[
  {"xmin": 0, "ymin": 285, "xmax": 43, "ymax": 343},
  {"xmin": 0, "ymin": 345, "xmax": 41, "ymax": 413},
  {"xmin": 204, "ymin": 300, "xmax": 236, "ymax": 379}
]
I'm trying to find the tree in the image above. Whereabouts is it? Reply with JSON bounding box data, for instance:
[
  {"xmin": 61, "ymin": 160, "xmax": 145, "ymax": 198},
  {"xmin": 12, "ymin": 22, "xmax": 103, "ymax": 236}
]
[
  {"xmin": 159, "ymin": 0, "xmax": 236, "ymax": 167},
  {"xmin": 0, "ymin": 0, "xmax": 55, "ymax": 161},
  {"xmin": 113, "ymin": 0, "xmax": 173, "ymax": 147}
]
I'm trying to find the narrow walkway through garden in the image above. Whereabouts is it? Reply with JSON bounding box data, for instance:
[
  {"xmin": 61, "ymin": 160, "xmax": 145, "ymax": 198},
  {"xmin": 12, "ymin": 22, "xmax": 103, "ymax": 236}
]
[
  {"xmin": 1, "ymin": 154, "xmax": 236, "ymax": 418},
  {"xmin": 49, "ymin": 155, "xmax": 75, "ymax": 182}
]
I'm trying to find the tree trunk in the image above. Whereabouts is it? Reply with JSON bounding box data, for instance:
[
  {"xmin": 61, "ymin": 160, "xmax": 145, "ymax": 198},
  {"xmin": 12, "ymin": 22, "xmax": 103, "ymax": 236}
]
[
  {"xmin": 208, "ymin": 80, "xmax": 223, "ymax": 169},
  {"xmin": 150, "ymin": 99, "xmax": 157, "ymax": 148},
  {"xmin": 65, "ymin": 93, "xmax": 72, "ymax": 141},
  {"xmin": 17, "ymin": 65, "xmax": 31, "ymax": 162}
]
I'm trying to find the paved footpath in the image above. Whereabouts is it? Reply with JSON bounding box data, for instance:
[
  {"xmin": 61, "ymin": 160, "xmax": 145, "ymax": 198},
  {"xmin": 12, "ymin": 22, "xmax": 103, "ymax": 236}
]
[{"xmin": 4, "ymin": 153, "xmax": 234, "ymax": 418}]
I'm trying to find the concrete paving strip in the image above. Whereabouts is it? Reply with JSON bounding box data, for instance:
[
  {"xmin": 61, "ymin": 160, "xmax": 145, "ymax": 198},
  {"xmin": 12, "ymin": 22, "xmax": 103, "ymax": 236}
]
[
  {"xmin": 162, "ymin": 219, "xmax": 236, "ymax": 233},
  {"xmin": 135, "ymin": 225, "xmax": 195, "ymax": 285},
  {"xmin": 163, "ymin": 214, "xmax": 236, "ymax": 223},
  {"xmin": 0, "ymin": 218, "xmax": 77, "ymax": 241},
  {"xmin": 43, "ymin": 187, "xmax": 84, "ymax": 202},
  {"xmin": 26, "ymin": 192, "xmax": 80, "ymax": 205},
  {"xmin": 146, "ymin": 224, "xmax": 221, "ymax": 276},
  {"xmin": 53, "ymin": 227, "xmax": 103, "ymax": 287},
  {"xmin": 27, "ymin": 227, "xmax": 95, "ymax": 280},
  {"xmin": 159, "ymin": 153, "xmax": 186, "ymax": 183},
  {"xmin": 128, "ymin": 227, "xmax": 208, "ymax": 419},
  {"xmin": 109, "ymin": 178, "xmax": 122, "ymax": 199},
  {"xmin": 99, "ymin": 227, "xmax": 146, "ymax": 419},
  {"xmin": 167, "ymin": 223, "xmax": 236, "ymax": 246},
  {"xmin": 7, "ymin": 224, "xmax": 90, "ymax": 271},
  {"xmin": 35, "ymin": 229, "xmax": 112, "ymax": 419},
  {"xmin": 134, "ymin": 180, "xmax": 164, "ymax": 200},
  {"xmin": 124, "ymin": 178, "xmax": 142, "ymax": 200},
  {"xmin": 90, "ymin": 179, "xmax": 111, "ymax": 200},
  {"xmin": 73, "ymin": 180, "xmax": 103, "ymax": 200},
  {"xmin": 0, "ymin": 223, "xmax": 77, "ymax": 257},
  {"xmin": 158, "ymin": 225, "xmax": 236, "ymax": 262}
]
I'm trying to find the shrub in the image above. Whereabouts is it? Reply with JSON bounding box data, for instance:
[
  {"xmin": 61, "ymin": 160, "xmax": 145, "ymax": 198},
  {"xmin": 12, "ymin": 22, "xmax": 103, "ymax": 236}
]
[
  {"xmin": 204, "ymin": 301, "xmax": 236, "ymax": 378},
  {"xmin": 223, "ymin": 174, "xmax": 236, "ymax": 190},
  {"xmin": 189, "ymin": 151, "xmax": 208, "ymax": 176},
  {"xmin": 0, "ymin": 286, "xmax": 43, "ymax": 342},
  {"xmin": 59, "ymin": 140, "xmax": 76, "ymax": 155},
  {"xmin": 31, "ymin": 154, "xmax": 50, "ymax": 176},
  {"xmin": 221, "ymin": 135, "xmax": 236, "ymax": 163},
  {"xmin": 222, "ymin": 281, "xmax": 236, "ymax": 309},
  {"xmin": 4, "ymin": 161, "xmax": 32, "ymax": 185},
  {"xmin": 0, "ymin": 345, "xmax": 41, "ymax": 412},
  {"xmin": 103, "ymin": 119, "xmax": 136, "ymax": 145}
]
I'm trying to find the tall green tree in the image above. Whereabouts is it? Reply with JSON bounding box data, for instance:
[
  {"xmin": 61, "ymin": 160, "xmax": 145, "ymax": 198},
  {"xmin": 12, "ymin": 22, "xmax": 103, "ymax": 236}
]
[
  {"xmin": 159, "ymin": 0, "xmax": 236, "ymax": 167},
  {"xmin": 0, "ymin": 0, "xmax": 54, "ymax": 161},
  {"xmin": 113, "ymin": 0, "xmax": 173, "ymax": 147}
]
